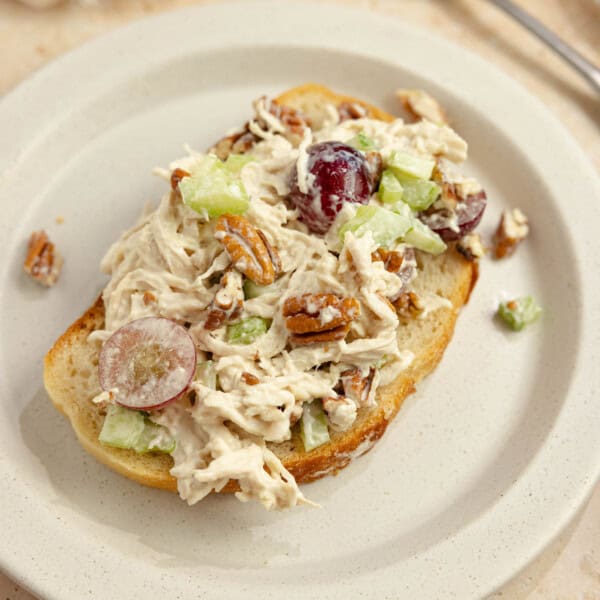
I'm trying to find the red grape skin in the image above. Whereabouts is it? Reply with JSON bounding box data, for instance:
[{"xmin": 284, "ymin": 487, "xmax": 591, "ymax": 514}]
[
  {"xmin": 421, "ymin": 190, "xmax": 487, "ymax": 242},
  {"xmin": 287, "ymin": 141, "xmax": 373, "ymax": 234}
]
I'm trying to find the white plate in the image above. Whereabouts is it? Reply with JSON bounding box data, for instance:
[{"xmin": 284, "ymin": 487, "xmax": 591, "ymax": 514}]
[{"xmin": 1, "ymin": 2, "xmax": 599, "ymax": 599}]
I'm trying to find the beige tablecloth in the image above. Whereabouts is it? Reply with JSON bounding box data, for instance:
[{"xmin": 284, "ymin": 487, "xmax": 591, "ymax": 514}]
[{"xmin": 0, "ymin": 1, "xmax": 598, "ymax": 598}]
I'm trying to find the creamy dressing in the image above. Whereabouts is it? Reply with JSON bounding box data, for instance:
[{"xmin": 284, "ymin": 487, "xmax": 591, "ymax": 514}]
[{"xmin": 90, "ymin": 98, "xmax": 480, "ymax": 511}]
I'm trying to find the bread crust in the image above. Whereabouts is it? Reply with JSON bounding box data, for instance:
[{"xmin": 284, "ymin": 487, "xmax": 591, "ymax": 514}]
[{"xmin": 43, "ymin": 84, "xmax": 477, "ymax": 496}]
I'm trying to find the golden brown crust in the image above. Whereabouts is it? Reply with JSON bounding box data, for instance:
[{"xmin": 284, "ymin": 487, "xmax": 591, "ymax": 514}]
[
  {"xmin": 43, "ymin": 84, "xmax": 478, "ymax": 497},
  {"xmin": 275, "ymin": 83, "xmax": 395, "ymax": 124}
]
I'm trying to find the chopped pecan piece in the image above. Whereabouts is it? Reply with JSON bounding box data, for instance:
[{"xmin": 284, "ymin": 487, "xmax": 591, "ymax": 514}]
[
  {"xmin": 396, "ymin": 89, "xmax": 448, "ymax": 125},
  {"xmin": 142, "ymin": 291, "xmax": 157, "ymax": 305},
  {"xmin": 283, "ymin": 293, "xmax": 360, "ymax": 345},
  {"xmin": 322, "ymin": 395, "xmax": 357, "ymax": 431},
  {"xmin": 264, "ymin": 99, "xmax": 311, "ymax": 137},
  {"xmin": 340, "ymin": 367, "xmax": 377, "ymax": 407},
  {"xmin": 170, "ymin": 168, "xmax": 190, "ymax": 191},
  {"xmin": 204, "ymin": 270, "xmax": 244, "ymax": 331},
  {"xmin": 494, "ymin": 208, "xmax": 529, "ymax": 259},
  {"xmin": 209, "ymin": 98, "xmax": 310, "ymax": 159},
  {"xmin": 457, "ymin": 233, "xmax": 486, "ymax": 261},
  {"xmin": 338, "ymin": 101, "xmax": 368, "ymax": 121},
  {"xmin": 372, "ymin": 248, "xmax": 405, "ymax": 274},
  {"xmin": 431, "ymin": 165, "xmax": 459, "ymax": 211},
  {"xmin": 372, "ymin": 247, "xmax": 417, "ymax": 296},
  {"xmin": 215, "ymin": 214, "xmax": 281, "ymax": 285},
  {"xmin": 393, "ymin": 291, "xmax": 423, "ymax": 319},
  {"xmin": 365, "ymin": 151, "xmax": 383, "ymax": 189},
  {"xmin": 241, "ymin": 372, "xmax": 260, "ymax": 385},
  {"xmin": 210, "ymin": 129, "xmax": 259, "ymax": 161},
  {"xmin": 23, "ymin": 230, "xmax": 63, "ymax": 287}
]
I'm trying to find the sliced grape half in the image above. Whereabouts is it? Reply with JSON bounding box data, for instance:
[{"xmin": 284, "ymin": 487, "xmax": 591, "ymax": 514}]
[
  {"xmin": 287, "ymin": 141, "xmax": 372, "ymax": 234},
  {"xmin": 99, "ymin": 317, "xmax": 196, "ymax": 411}
]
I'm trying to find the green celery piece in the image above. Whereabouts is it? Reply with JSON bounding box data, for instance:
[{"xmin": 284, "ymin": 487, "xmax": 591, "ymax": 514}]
[
  {"xmin": 243, "ymin": 279, "xmax": 277, "ymax": 299},
  {"xmin": 338, "ymin": 205, "xmax": 412, "ymax": 248},
  {"xmin": 349, "ymin": 131, "xmax": 377, "ymax": 152},
  {"xmin": 196, "ymin": 360, "xmax": 217, "ymax": 389},
  {"xmin": 224, "ymin": 153, "xmax": 254, "ymax": 174},
  {"xmin": 404, "ymin": 218, "xmax": 447, "ymax": 255},
  {"xmin": 497, "ymin": 297, "xmax": 542, "ymax": 331},
  {"xmin": 227, "ymin": 317, "xmax": 270, "ymax": 345},
  {"xmin": 99, "ymin": 405, "xmax": 145, "ymax": 449},
  {"xmin": 397, "ymin": 177, "xmax": 441, "ymax": 211},
  {"xmin": 133, "ymin": 420, "xmax": 176, "ymax": 454},
  {"xmin": 300, "ymin": 401, "xmax": 330, "ymax": 452},
  {"xmin": 99, "ymin": 405, "xmax": 174, "ymax": 454},
  {"xmin": 180, "ymin": 154, "xmax": 249, "ymax": 218},
  {"xmin": 388, "ymin": 151, "xmax": 435, "ymax": 180},
  {"xmin": 379, "ymin": 169, "xmax": 404, "ymax": 204}
]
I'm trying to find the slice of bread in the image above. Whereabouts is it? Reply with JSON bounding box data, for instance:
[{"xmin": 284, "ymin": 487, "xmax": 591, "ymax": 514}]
[{"xmin": 43, "ymin": 84, "xmax": 477, "ymax": 495}]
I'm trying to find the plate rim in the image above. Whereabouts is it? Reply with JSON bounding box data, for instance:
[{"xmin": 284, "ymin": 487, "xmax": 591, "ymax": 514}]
[{"xmin": 1, "ymin": 2, "xmax": 599, "ymax": 599}]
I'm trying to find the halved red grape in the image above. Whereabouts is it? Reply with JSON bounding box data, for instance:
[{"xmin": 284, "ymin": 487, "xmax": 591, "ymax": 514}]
[
  {"xmin": 99, "ymin": 317, "xmax": 196, "ymax": 411},
  {"xmin": 287, "ymin": 141, "xmax": 372, "ymax": 234},
  {"xmin": 420, "ymin": 190, "xmax": 487, "ymax": 242}
]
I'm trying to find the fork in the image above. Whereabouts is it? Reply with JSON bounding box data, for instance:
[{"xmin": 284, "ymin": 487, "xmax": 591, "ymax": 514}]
[{"xmin": 487, "ymin": 0, "xmax": 600, "ymax": 95}]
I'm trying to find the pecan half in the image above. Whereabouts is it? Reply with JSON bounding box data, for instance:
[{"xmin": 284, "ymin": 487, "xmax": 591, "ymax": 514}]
[
  {"xmin": 396, "ymin": 89, "xmax": 448, "ymax": 125},
  {"xmin": 204, "ymin": 270, "xmax": 243, "ymax": 331},
  {"xmin": 393, "ymin": 291, "xmax": 423, "ymax": 319},
  {"xmin": 283, "ymin": 293, "xmax": 360, "ymax": 345},
  {"xmin": 338, "ymin": 101, "xmax": 368, "ymax": 121},
  {"xmin": 493, "ymin": 208, "xmax": 529, "ymax": 259},
  {"xmin": 23, "ymin": 230, "xmax": 63, "ymax": 287},
  {"xmin": 215, "ymin": 215, "xmax": 281, "ymax": 285},
  {"xmin": 340, "ymin": 367, "xmax": 377, "ymax": 407}
]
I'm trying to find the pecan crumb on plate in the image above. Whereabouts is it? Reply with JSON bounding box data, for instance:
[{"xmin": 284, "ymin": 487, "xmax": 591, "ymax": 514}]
[
  {"xmin": 494, "ymin": 208, "xmax": 529, "ymax": 259},
  {"xmin": 23, "ymin": 230, "xmax": 63, "ymax": 287}
]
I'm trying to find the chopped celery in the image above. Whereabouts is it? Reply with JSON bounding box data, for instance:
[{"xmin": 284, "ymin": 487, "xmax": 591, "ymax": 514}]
[
  {"xmin": 380, "ymin": 169, "xmax": 440, "ymax": 211},
  {"xmin": 133, "ymin": 420, "xmax": 176, "ymax": 454},
  {"xmin": 99, "ymin": 405, "xmax": 174, "ymax": 454},
  {"xmin": 224, "ymin": 153, "xmax": 254, "ymax": 174},
  {"xmin": 379, "ymin": 169, "xmax": 404, "ymax": 204},
  {"xmin": 397, "ymin": 177, "xmax": 440, "ymax": 211},
  {"xmin": 338, "ymin": 205, "xmax": 412, "ymax": 248},
  {"xmin": 180, "ymin": 154, "xmax": 249, "ymax": 218},
  {"xmin": 497, "ymin": 297, "xmax": 542, "ymax": 331},
  {"xmin": 243, "ymin": 279, "xmax": 277, "ymax": 299},
  {"xmin": 349, "ymin": 131, "xmax": 377, "ymax": 152},
  {"xmin": 196, "ymin": 360, "xmax": 217, "ymax": 389},
  {"xmin": 300, "ymin": 401, "xmax": 330, "ymax": 452},
  {"xmin": 404, "ymin": 219, "xmax": 447, "ymax": 255},
  {"xmin": 388, "ymin": 151, "xmax": 435, "ymax": 180},
  {"xmin": 227, "ymin": 317, "xmax": 270, "ymax": 344},
  {"xmin": 99, "ymin": 405, "xmax": 145, "ymax": 449}
]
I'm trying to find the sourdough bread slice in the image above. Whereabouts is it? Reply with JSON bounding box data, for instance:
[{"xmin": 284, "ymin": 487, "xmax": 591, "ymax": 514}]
[{"xmin": 43, "ymin": 84, "xmax": 477, "ymax": 494}]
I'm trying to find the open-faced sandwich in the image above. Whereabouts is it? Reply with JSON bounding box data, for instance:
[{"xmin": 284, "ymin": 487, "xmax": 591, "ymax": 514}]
[{"xmin": 44, "ymin": 84, "xmax": 487, "ymax": 510}]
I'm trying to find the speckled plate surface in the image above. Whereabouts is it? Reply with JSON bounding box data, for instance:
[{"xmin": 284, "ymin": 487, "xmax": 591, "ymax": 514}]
[{"xmin": 0, "ymin": 2, "xmax": 599, "ymax": 599}]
